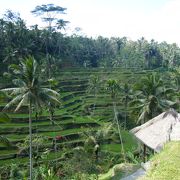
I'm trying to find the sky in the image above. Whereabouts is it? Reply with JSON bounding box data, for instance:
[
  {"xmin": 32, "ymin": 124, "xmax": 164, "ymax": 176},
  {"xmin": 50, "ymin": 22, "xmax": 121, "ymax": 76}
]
[{"xmin": 1, "ymin": 0, "xmax": 180, "ymax": 44}]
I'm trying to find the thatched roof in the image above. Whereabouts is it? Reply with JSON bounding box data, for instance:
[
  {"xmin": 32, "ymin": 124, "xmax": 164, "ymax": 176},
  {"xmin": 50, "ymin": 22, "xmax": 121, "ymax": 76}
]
[{"xmin": 130, "ymin": 109, "xmax": 180, "ymax": 152}]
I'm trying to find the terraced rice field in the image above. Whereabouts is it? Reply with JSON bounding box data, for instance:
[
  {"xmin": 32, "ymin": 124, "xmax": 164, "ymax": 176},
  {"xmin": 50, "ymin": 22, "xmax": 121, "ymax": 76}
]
[{"xmin": 0, "ymin": 68, "xmax": 143, "ymax": 167}]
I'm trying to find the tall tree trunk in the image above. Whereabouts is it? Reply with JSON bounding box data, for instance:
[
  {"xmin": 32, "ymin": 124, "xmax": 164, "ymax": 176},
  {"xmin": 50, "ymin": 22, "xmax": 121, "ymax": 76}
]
[
  {"xmin": 50, "ymin": 110, "xmax": 54, "ymax": 125},
  {"xmin": 45, "ymin": 33, "xmax": 51, "ymax": 79},
  {"xmin": 113, "ymin": 102, "xmax": 126, "ymax": 162},
  {"xmin": 124, "ymin": 99, "xmax": 127, "ymax": 129},
  {"xmin": 29, "ymin": 103, "xmax": 33, "ymax": 180},
  {"xmin": 92, "ymin": 92, "xmax": 97, "ymax": 116},
  {"xmin": 143, "ymin": 144, "xmax": 147, "ymax": 163}
]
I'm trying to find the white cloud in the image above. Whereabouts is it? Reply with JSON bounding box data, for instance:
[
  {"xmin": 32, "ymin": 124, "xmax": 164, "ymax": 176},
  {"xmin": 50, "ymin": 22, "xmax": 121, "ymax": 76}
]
[
  {"xmin": 74, "ymin": 0, "xmax": 180, "ymax": 44},
  {"xmin": 1, "ymin": 0, "xmax": 180, "ymax": 44},
  {"xmin": 142, "ymin": 0, "xmax": 180, "ymax": 44}
]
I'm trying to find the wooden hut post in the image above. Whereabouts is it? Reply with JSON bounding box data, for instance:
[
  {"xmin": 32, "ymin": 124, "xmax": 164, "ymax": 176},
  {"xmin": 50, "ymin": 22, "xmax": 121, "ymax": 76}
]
[{"xmin": 143, "ymin": 144, "xmax": 147, "ymax": 163}]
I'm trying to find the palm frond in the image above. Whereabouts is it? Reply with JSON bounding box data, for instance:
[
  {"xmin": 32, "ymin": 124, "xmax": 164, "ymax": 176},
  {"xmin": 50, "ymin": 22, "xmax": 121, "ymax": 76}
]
[
  {"xmin": 160, "ymin": 99, "xmax": 176, "ymax": 107},
  {"xmin": 137, "ymin": 111, "xmax": 147, "ymax": 124},
  {"xmin": 15, "ymin": 93, "xmax": 29, "ymax": 111},
  {"xmin": 41, "ymin": 88, "xmax": 60, "ymax": 97},
  {"xmin": 45, "ymin": 94, "xmax": 61, "ymax": 105},
  {"xmin": 10, "ymin": 87, "xmax": 27, "ymax": 96},
  {"xmin": 0, "ymin": 88, "xmax": 20, "ymax": 94},
  {"xmin": 163, "ymin": 108, "xmax": 179, "ymax": 119},
  {"xmin": 12, "ymin": 79, "xmax": 26, "ymax": 87},
  {"xmin": 3, "ymin": 95, "xmax": 23, "ymax": 110},
  {"xmin": 8, "ymin": 64, "xmax": 21, "ymax": 74}
]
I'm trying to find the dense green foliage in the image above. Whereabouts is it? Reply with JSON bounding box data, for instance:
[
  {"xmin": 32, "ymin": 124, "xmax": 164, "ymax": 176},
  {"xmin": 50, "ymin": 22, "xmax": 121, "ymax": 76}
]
[
  {"xmin": 0, "ymin": 3, "xmax": 179, "ymax": 179},
  {"xmin": 0, "ymin": 8, "xmax": 180, "ymax": 75},
  {"xmin": 1, "ymin": 67, "xmax": 179, "ymax": 179},
  {"xmin": 1, "ymin": 57, "xmax": 60, "ymax": 179},
  {"xmin": 0, "ymin": 68, "xmax": 140, "ymax": 179}
]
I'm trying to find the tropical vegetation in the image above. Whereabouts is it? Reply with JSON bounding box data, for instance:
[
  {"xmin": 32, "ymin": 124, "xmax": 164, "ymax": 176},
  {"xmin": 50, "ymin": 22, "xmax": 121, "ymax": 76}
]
[{"xmin": 0, "ymin": 3, "xmax": 179, "ymax": 180}]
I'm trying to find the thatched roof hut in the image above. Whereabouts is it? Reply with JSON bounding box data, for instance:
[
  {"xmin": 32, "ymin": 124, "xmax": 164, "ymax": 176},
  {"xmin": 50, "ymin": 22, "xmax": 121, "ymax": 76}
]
[{"xmin": 130, "ymin": 109, "xmax": 180, "ymax": 152}]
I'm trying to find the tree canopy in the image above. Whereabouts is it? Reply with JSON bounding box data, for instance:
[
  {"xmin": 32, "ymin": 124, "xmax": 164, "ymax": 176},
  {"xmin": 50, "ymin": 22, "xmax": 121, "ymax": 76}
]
[{"xmin": 0, "ymin": 6, "xmax": 180, "ymax": 75}]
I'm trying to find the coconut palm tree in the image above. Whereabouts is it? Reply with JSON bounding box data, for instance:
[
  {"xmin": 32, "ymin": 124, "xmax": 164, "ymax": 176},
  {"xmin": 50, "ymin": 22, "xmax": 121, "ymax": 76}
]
[
  {"xmin": 83, "ymin": 123, "xmax": 114, "ymax": 161},
  {"xmin": 170, "ymin": 69, "xmax": 180, "ymax": 112},
  {"xmin": 87, "ymin": 75, "xmax": 101, "ymax": 97},
  {"xmin": 106, "ymin": 79, "xmax": 126, "ymax": 161},
  {"xmin": 56, "ymin": 19, "xmax": 69, "ymax": 31},
  {"xmin": 0, "ymin": 56, "xmax": 60, "ymax": 180},
  {"xmin": 47, "ymin": 78, "xmax": 60, "ymax": 125},
  {"xmin": 131, "ymin": 73, "xmax": 175, "ymax": 124},
  {"xmin": 106, "ymin": 79, "xmax": 120, "ymax": 100},
  {"xmin": 120, "ymin": 83, "xmax": 133, "ymax": 129},
  {"xmin": 87, "ymin": 75, "xmax": 101, "ymax": 115}
]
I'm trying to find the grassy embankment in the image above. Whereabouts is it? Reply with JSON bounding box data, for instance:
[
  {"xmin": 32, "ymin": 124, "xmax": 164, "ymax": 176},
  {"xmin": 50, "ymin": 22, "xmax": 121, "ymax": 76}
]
[{"xmin": 141, "ymin": 141, "xmax": 180, "ymax": 180}]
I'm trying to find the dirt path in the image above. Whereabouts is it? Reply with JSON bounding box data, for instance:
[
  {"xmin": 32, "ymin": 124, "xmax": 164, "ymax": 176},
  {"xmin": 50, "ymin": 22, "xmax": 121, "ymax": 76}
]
[{"xmin": 121, "ymin": 168, "xmax": 146, "ymax": 180}]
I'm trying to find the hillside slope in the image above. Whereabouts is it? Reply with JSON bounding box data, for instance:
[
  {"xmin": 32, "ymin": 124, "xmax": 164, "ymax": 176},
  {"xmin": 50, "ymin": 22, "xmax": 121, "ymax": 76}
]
[
  {"xmin": 0, "ymin": 68, "xmax": 138, "ymax": 166},
  {"xmin": 141, "ymin": 141, "xmax": 180, "ymax": 180}
]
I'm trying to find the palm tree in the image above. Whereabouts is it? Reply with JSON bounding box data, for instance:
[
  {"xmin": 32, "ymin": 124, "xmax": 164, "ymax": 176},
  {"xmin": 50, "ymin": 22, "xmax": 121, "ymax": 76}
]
[
  {"xmin": 106, "ymin": 79, "xmax": 120, "ymax": 99},
  {"xmin": 47, "ymin": 78, "xmax": 60, "ymax": 125},
  {"xmin": 56, "ymin": 19, "xmax": 69, "ymax": 31},
  {"xmin": 83, "ymin": 123, "xmax": 114, "ymax": 161},
  {"xmin": 131, "ymin": 73, "xmax": 175, "ymax": 124},
  {"xmin": 87, "ymin": 75, "xmax": 101, "ymax": 115},
  {"xmin": 106, "ymin": 79, "xmax": 126, "ymax": 161},
  {"xmin": 175, "ymin": 68, "xmax": 180, "ymax": 90},
  {"xmin": 1, "ymin": 56, "xmax": 60, "ymax": 180},
  {"xmin": 120, "ymin": 83, "xmax": 133, "ymax": 129},
  {"xmin": 170, "ymin": 68, "xmax": 180, "ymax": 111}
]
